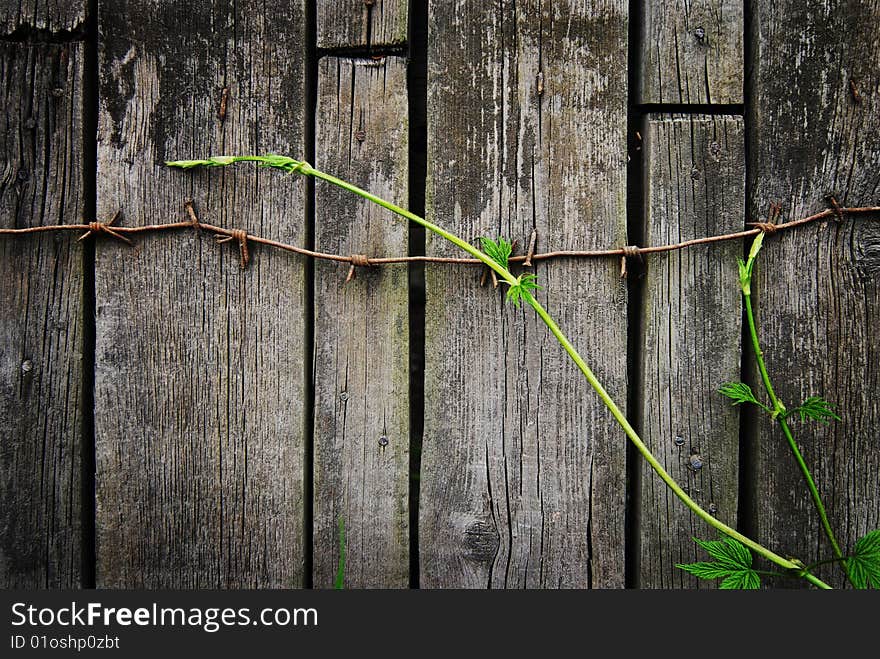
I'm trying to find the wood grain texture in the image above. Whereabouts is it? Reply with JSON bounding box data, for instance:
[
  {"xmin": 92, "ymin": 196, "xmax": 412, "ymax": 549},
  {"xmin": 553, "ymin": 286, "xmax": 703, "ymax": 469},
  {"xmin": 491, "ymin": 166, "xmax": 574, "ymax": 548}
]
[
  {"xmin": 748, "ymin": 0, "xmax": 880, "ymax": 589},
  {"xmin": 420, "ymin": 0, "xmax": 629, "ymax": 588},
  {"xmin": 0, "ymin": 0, "xmax": 84, "ymax": 33},
  {"xmin": 0, "ymin": 43, "xmax": 84, "ymax": 588},
  {"xmin": 640, "ymin": 0, "xmax": 743, "ymax": 105},
  {"xmin": 94, "ymin": 0, "xmax": 307, "ymax": 588},
  {"xmin": 639, "ymin": 115, "xmax": 744, "ymax": 588},
  {"xmin": 313, "ymin": 56, "xmax": 409, "ymax": 588},
  {"xmin": 317, "ymin": 0, "xmax": 407, "ymax": 49}
]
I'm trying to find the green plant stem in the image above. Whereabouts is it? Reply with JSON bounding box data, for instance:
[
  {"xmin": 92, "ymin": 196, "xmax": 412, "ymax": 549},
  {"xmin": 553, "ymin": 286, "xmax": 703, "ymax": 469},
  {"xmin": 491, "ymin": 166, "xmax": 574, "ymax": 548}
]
[
  {"xmin": 524, "ymin": 290, "xmax": 828, "ymax": 589},
  {"xmin": 322, "ymin": 162, "xmax": 831, "ymax": 589},
  {"xmin": 304, "ymin": 165, "xmax": 517, "ymax": 284},
  {"xmin": 805, "ymin": 556, "xmax": 850, "ymax": 572},
  {"xmin": 298, "ymin": 162, "xmax": 832, "ymax": 590},
  {"xmin": 172, "ymin": 156, "xmax": 833, "ymax": 589},
  {"xmin": 744, "ymin": 291, "xmax": 851, "ymax": 587}
]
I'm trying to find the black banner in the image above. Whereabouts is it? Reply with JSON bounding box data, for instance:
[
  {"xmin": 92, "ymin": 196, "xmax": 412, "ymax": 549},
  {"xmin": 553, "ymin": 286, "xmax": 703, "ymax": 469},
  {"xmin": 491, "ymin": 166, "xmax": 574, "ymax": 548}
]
[{"xmin": 0, "ymin": 589, "xmax": 868, "ymax": 655}]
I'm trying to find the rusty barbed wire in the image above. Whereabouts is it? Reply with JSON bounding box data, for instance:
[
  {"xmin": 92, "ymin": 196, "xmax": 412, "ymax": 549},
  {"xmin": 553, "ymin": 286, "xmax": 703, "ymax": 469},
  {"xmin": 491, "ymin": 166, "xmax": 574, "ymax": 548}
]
[{"xmin": 1, "ymin": 199, "xmax": 878, "ymax": 283}]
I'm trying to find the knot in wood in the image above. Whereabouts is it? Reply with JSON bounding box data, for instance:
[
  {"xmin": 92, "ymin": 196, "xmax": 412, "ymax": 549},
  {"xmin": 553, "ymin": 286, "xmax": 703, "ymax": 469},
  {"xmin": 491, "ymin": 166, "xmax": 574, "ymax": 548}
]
[{"xmin": 462, "ymin": 520, "xmax": 500, "ymax": 562}]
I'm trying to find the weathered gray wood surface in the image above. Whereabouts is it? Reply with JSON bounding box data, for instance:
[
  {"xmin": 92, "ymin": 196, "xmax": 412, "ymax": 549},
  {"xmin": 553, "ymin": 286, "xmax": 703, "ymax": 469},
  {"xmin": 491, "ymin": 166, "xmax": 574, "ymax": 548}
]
[
  {"xmin": 317, "ymin": 0, "xmax": 407, "ymax": 50},
  {"xmin": 748, "ymin": 0, "xmax": 880, "ymax": 588},
  {"xmin": 420, "ymin": 0, "xmax": 629, "ymax": 588},
  {"xmin": 94, "ymin": 0, "xmax": 307, "ymax": 587},
  {"xmin": 639, "ymin": 114, "xmax": 744, "ymax": 587},
  {"xmin": 2, "ymin": 0, "xmax": 879, "ymax": 592},
  {"xmin": 640, "ymin": 1, "xmax": 743, "ymax": 105},
  {"xmin": 0, "ymin": 42, "xmax": 84, "ymax": 588},
  {"xmin": 0, "ymin": 1, "xmax": 83, "ymax": 33},
  {"xmin": 313, "ymin": 56, "xmax": 410, "ymax": 588}
]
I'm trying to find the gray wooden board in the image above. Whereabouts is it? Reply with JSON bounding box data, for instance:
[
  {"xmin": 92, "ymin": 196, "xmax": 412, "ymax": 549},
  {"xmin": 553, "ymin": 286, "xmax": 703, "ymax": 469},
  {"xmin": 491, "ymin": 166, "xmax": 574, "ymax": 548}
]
[
  {"xmin": 749, "ymin": 0, "xmax": 880, "ymax": 588},
  {"xmin": 640, "ymin": 114, "xmax": 744, "ymax": 587},
  {"xmin": 317, "ymin": 0, "xmax": 407, "ymax": 49},
  {"xmin": 640, "ymin": 0, "xmax": 743, "ymax": 105},
  {"xmin": 94, "ymin": 0, "xmax": 307, "ymax": 587},
  {"xmin": 313, "ymin": 56, "xmax": 409, "ymax": 588},
  {"xmin": 0, "ymin": 0, "xmax": 84, "ymax": 33},
  {"xmin": 421, "ymin": 0, "xmax": 629, "ymax": 588},
  {"xmin": 0, "ymin": 42, "xmax": 84, "ymax": 588}
]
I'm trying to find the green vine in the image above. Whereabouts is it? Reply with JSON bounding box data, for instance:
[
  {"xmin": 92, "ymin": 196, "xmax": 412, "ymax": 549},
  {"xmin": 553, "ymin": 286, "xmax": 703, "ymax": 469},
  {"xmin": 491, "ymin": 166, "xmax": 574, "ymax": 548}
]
[{"xmin": 168, "ymin": 154, "xmax": 878, "ymax": 589}]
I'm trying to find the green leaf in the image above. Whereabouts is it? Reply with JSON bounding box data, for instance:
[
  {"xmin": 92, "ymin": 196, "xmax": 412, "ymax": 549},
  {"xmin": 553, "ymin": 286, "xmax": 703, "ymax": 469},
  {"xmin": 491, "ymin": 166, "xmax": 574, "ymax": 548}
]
[
  {"xmin": 254, "ymin": 154, "xmax": 308, "ymax": 173},
  {"xmin": 720, "ymin": 571, "xmax": 761, "ymax": 590},
  {"xmin": 787, "ymin": 396, "xmax": 842, "ymax": 425},
  {"xmin": 335, "ymin": 516, "xmax": 346, "ymax": 590},
  {"xmin": 847, "ymin": 529, "xmax": 880, "ymax": 589},
  {"xmin": 165, "ymin": 156, "xmax": 238, "ymax": 169},
  {"xmin": 693, "ymin": 537, "xmax": 753, "ymax": 570},
  {"xmin": 748, "ymin": 230, "xmax": 765, "ymax": 261},
  {"xmin": 505, "ymin": 273, "xmax": 543, "ymax": 309},
  {"xmin": 738, "ymin": 233, "xmax": 765, "ymax": 294},
  {"xmin": 737, "ymin": 258, "xmax": 750, "ymax": 291},
  {"xmin": 676, "ymin": 562, "xmax": 734, "ymax": 580},
  {"xmin": 479, "ymin": 236, "xmax": 513, "ymax": 271},
  {"xmin": 719, "ymin": 382, "xmax": 759, "ymax": 407},
  {"xmin": 676, "ymin": 537, "xmax": 761, "ymax": 589}
]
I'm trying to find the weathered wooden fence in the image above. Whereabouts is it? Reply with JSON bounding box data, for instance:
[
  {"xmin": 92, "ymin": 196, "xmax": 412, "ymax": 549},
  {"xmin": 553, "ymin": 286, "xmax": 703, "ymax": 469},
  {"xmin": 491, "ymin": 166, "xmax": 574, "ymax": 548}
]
[{"xmin": 1, "ymin": 1, "xmax": 878, "ymax": 589}]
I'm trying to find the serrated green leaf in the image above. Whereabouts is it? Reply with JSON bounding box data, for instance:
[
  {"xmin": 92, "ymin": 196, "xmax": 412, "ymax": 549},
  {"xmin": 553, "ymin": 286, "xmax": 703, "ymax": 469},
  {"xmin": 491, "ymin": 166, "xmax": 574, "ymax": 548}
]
[
  {"xmin": 677, "ymin": 538, "xmax": 760, "ymax": 589},
  {"xmin": 505, "ymin": 273, "xmax": 543, "ymax": 309},
  {"xmin": 506, "ymin": 285, "xmax": 523, "ymax": 308},
  {"xmin": 675, "ymin": 562, "xmax": 734, "ymax": 579},
  {"xmin": 479, "ymin": 236, "xmax": 513, "ymax": 271},
  {"xmin": 719, "ymin": 382, "xmax": 759, "ymax": 407},
  {"xmin": 720, "ymin": 570, "xmax": 761, "ymax": 590},
  {"xmin": 847, "ymin": 529, "xmax": 880, "ymax": 589},
  {"xmin": 788, "ymin": 396, "xmax": 842, "ymax": 425},
  {"xmin": 693, "ymin": 537, "xmax": 753, "ymax": 571}
]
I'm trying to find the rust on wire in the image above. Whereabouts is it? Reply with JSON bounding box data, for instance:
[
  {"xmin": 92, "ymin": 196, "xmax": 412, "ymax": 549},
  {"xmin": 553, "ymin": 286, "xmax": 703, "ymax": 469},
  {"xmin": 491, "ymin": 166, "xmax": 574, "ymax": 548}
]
[
  {"xmin": 218, "ymin": 87, "xmax": 229, "ymax": 121},
  {"xmin": 619, "ymin": 245, "xmax": 643, "ymax": 278},
  {"xmin": 1, "ymin": 204, "xmax": 879, "ymax": 274},
  {"xmin": 825, "ymin": 195, "xmax": 844, "ymax": 223},
  {"xmin": 344, "ymin": 254, "xmax": 372, "ymax": 285},
  {"xmin": 76, "ymin": 210, "xmax": 132, "ymax": 246},
  {"xmin": 523, "ymin": 229, "xmax": 538, "ymax": 267},
  {"xmin": 216, "ymin": 228, "xmax": 250, "ymax": 269},
  {"xmin": 184, "ymin": 200, "xmax": 201, "ymax": 230},
  {"xmin": 747, "ymin": 202, "xmax": 780, "ymax": 234},
  {"xmin": 849, "ymin": 78, "xmax": 861, "ymax": 104}
]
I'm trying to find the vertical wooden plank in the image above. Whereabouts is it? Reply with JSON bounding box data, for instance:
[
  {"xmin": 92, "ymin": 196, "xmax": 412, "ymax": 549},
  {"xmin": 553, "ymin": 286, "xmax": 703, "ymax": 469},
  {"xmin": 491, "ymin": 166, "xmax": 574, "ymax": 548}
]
[
  {"xmin": 0, "ymin": 42, "xmax": 84, "ymax": 588},
  {"xmin": 421, "ymin": 1, "xmax": 629, "ymax": 588},
  {"xmin": 95, "ymin": 1, "xmax": 307, "ymax": 587},
  {"xmin": 313, "ymin": 56, "xmax": 409, "ymax": 588},
  {"xmin": 749, "ymin": 1, "xmax": 880, "ymax": 588},
  {"xmin": 0, "ymin": 1, "xmax": 84, "ymax": 33},
  {"xmin": 317, "ymin": 0, "xmax": 407, "ymax": 49},
  {"xmin": 640, "ymin": 115, "xmax": 744, "ymax": 587},
  {"xmin": 640, "ymin": 1, "xmax": 743, "ymax": 105}
]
